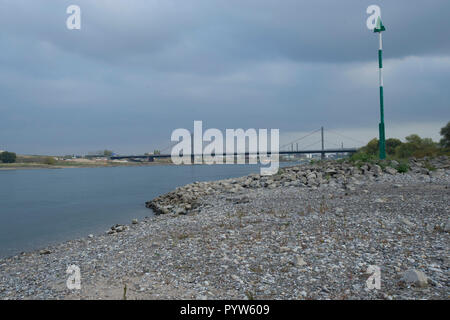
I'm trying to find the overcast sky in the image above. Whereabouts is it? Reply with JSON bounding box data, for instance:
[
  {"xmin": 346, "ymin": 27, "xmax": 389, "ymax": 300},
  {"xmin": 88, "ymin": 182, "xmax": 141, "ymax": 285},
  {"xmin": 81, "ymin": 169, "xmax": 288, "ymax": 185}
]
[{"xmin": 1, "ymin": 0, "xmax": 449, "ymax": 155}]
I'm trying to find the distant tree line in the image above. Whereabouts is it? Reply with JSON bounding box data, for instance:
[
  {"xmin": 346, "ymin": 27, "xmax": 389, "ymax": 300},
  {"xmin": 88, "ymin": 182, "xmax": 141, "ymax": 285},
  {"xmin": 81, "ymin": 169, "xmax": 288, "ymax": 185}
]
[
  {"xmin": 0, "ymin": 151, "xmax": 17, "ymax": 163},
  {"xmin": 355, "ymin": 121, "xmax": 450, "ymax": 159},
  {"xmin": 440, "ymin": 121, "xmax": 450, "ymax": 149}
]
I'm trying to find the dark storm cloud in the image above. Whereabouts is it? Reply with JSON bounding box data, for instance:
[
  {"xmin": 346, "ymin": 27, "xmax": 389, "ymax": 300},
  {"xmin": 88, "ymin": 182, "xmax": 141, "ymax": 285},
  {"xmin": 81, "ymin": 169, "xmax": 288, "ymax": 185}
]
[
  {"xmin": 0, "ymin": 0, "xmax": 449, "ymax": 154},
  {"xmin": 2, "ymin": 0, "xmax": 450, "ymax": 70}
]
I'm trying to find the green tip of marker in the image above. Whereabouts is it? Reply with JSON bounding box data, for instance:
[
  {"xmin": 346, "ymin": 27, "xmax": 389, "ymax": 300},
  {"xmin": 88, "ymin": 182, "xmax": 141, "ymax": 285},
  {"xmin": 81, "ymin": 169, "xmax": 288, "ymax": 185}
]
[{"xmin": 374, "ymin": 16, "xmax": 386, "ymax": 33}]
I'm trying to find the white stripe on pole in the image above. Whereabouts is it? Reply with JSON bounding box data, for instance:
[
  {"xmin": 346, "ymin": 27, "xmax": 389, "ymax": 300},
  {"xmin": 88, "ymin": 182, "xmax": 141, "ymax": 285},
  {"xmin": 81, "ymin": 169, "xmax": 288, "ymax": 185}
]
[{"xmin": 379, "ymin": 32, "xmax": 383, "ymax": 87}]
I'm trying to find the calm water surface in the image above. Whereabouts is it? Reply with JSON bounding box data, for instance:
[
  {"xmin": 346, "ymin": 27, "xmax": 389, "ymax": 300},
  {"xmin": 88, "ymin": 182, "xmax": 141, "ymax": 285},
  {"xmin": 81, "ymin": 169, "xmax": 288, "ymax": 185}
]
[{"xmin": 0, "ymin": 163, "xmax": 296, "ymax": 258}]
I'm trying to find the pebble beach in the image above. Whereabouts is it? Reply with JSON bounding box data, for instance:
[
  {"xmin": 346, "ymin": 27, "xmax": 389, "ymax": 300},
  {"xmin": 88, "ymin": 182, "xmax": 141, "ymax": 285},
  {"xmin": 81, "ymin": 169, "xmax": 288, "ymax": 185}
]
[{"xmin": 0, "ymin": 157, "xmax": 449, "ymax": 300}]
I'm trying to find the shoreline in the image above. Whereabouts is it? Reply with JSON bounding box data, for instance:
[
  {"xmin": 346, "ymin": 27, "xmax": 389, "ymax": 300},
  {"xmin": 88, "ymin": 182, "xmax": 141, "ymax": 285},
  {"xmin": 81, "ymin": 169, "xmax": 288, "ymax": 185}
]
[
  {"xmin": 0, "ymin": 161, "xmax": 175, "ymax": 171},
  {"xmin": 0, "ymin": 157, "xmax": 449, "ymax": 299},
  {"xmin": 0, "ymin": 159, "xmax": 302, "ymax": 171}
]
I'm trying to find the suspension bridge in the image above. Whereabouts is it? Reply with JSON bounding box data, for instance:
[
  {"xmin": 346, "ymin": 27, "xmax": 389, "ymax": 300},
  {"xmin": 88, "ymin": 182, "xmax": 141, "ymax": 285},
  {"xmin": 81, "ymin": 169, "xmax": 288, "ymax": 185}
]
[{"xmin": 110, "ymin": 127, "xmax": 363, "ymax": 162}]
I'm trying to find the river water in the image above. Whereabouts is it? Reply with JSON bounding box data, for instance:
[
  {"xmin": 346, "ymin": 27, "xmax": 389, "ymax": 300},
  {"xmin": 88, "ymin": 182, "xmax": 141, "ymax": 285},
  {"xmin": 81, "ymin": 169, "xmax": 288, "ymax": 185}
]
[{"xmin": 0, "ymin": 163, "xmax": 297, "ymax": 258}]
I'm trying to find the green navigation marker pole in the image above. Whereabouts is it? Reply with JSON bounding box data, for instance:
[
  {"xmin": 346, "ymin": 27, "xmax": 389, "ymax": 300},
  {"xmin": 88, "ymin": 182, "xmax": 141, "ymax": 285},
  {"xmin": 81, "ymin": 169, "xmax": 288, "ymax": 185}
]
[{"xmin": 374, "ymin": 16, "xmax": 386, "ymax": 159}]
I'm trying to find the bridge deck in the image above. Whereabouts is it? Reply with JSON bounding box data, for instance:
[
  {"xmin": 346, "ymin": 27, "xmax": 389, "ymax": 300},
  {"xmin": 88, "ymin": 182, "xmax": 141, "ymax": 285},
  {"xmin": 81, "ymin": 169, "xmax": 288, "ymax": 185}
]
[{"xmin": 110, "ymin": 148, "xmax": 357, "ymax": 160}]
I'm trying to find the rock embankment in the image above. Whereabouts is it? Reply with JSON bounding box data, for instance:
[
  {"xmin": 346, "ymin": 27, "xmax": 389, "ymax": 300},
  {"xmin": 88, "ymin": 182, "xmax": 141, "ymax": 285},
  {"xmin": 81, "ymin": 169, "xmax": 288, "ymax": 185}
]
[{"xmin": 146, "ymin": 156, "xmax": 449, "ymax": 216}]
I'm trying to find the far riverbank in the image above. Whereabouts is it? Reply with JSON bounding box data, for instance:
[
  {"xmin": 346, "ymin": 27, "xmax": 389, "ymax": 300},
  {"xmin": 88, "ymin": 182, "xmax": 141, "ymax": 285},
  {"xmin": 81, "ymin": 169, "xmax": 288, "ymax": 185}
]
[{"xmin": 0, "ymin": 161, "xmax": 173, "ymax": 170}]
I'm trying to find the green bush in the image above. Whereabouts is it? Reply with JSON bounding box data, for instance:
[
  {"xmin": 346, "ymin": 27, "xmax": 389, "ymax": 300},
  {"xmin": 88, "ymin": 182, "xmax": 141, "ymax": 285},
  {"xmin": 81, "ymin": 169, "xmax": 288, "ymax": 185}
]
[
  {"xmin": 385, "ymin": 138, "xmax": 402, "ymax": 156},
  {"xmin": 440, "ymin": 121, "xmax": 450, "ymax": 149},
  {"xmin": 0, "ymin": 151, "xmax": 17, "ymax": 163},
  {"xmin": 396, "ymin": 162, "xmax": 409, "ymax": 173},
  {"xmin": 350, "ymin": 151, "xmax": 377, "ymax": 163},
  {"xmin": 360, "ymin": 138, "xmax": 379, "ymax": 156},
  {"xmin": 360, "ymin": 131, "xmax": 447, "ymax": 160},
  {"xmin": 43, "ymin": 157, "xmax": 57, "ymax": 165},
  {"xmin": 394, "ymin": 134, "xmax": 439, "ymax": 158}
]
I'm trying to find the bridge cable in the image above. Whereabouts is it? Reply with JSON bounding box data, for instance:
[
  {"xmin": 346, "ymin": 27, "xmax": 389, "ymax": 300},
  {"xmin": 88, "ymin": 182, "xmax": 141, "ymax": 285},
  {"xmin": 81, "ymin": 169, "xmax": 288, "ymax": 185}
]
[
  {"xmin": 324, "ymin": 129, "xmax": 366, "ymax": 145},
  {"xmin": 298, "ymin": 139, "xmax": 323, "ymax": 151},
  {"xmin": 280, "ymin": 128, "xmax": 321, "ymax": 150},
  {"xmin": 323, "ymin": 139, "xmax": 342, "ymax": 148}
]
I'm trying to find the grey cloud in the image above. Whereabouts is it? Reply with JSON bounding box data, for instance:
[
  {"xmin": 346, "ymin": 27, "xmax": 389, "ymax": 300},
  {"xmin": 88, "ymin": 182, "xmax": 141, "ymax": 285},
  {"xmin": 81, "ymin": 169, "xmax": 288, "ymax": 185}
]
[
  {"xmin": 2, "ymin": 0, "xmax": 449, "ymax": 70},
  {"xmin": 0, "ymin": 0, "xmax": 449, "ymax": 154}
]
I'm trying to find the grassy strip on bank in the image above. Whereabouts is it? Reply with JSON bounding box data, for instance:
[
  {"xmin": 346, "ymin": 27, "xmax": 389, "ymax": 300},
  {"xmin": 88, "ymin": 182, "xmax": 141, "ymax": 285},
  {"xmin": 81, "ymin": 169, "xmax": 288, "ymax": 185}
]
[{"xmin": 0, "ymin": 158, "xmax": 173, "ymax": 169}]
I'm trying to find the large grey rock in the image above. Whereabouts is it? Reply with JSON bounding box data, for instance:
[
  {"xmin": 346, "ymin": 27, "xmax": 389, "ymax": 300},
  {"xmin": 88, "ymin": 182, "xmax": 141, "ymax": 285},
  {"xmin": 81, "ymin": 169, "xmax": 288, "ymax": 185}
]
[
  {"xmin": 296, "ymin": 256, "xmax": 307, "ymax": 267},
  {"xmin": 306, "ymin": 173, "xmax": 316, "ymax": 180},
  {"xmin": 400, "ymin": 269, "xmax": 428, "ymax": 287},
  {"xmin": 431, "ymin": 169, "xmax": 445, "ymax": 178},
  {"xmin": 371, "ymin": 164, "xmax": 383, "ymax": 176},
  {"xmin": 335, "ymin": 207, "xmax": 344, "ymax": 217},
  {"xmin": 444, "ymin": 218, "xmax": 450, "ymax": 232},
  {"xmin": 175, "ymin": 207, "xmax": 187, "ymax": 215},
  {"xmin": 400, "ymin": 218, "xmax": 415, "ymax": 228},
  {"xmin": 385, "ymin": 167, "xmax": 397, "ymax": 175},
  {"xmin": 115, "ymin": 225, "xmax": 126, "ymax": 232}
]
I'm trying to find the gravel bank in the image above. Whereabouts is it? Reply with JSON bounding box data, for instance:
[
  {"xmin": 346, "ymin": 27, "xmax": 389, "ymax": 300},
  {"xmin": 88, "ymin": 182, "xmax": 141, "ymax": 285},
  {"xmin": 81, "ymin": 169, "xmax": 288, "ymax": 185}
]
[{"xmin": 0, "ymin": 158, "xmax": 449, "ymax": 300}]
